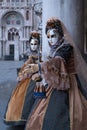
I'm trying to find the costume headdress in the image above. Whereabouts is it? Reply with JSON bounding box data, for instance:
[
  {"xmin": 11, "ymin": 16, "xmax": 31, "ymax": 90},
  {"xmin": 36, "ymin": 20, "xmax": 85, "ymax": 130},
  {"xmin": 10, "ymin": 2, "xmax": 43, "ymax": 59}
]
[
  {"xmin": 45, "ymin": 17, "xmax": 64, "ymax": 37},
  {"xmin": 29, "ymin": 30, "xmax": 40, "ymax": 45}
]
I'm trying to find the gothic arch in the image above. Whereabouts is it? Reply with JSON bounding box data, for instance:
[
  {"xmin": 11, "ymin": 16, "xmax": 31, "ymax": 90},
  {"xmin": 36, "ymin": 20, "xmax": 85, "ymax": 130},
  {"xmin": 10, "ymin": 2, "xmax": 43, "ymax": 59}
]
[
  {"xmin": 1, "ymin": 11, "xmax": 24, "ymax": 26},
  {"xmin": 8, "ymin": 28, "xmax": 19, "ymax": 41}
]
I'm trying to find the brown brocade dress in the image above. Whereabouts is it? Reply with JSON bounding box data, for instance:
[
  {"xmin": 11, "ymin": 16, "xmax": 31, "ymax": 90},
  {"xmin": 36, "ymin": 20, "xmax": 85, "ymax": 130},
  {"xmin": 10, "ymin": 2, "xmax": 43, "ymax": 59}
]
[
  {"xmin": 25, "ymin": 42, "xmax": 87, "ymax": 130},
  {"xmin": 4, "ymin": 55, "xmax": 39, "ymax": 125}
]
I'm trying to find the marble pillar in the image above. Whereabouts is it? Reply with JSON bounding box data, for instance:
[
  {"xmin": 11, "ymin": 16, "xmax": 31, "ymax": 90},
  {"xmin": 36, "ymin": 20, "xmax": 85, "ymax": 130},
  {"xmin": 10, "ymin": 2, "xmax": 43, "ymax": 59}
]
[
  {"xmin": 65, "ymin": 0, "xmax": 84, "ymax": 53},
  {"xmin": 14, "ymin": 36, "xmax": 19, "ymax": 61},
  {"xmin": 42, "ymin": 0, "xmax": 84, "ymax": 60}
]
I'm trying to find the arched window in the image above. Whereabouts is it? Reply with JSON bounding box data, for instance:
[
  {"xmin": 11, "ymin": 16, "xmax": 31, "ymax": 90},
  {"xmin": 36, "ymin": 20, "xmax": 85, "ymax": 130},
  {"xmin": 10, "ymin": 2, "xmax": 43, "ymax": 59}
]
[
  {"xmin": 12, "ymin": 32, "xmax": 15, "ymax": 41},
  {"xmin": 8, "ymin": 28, "xmax": 19, "ymax": 41},
  {"xmin": 16, "ymin": 32, "xmax": 19, "ymax": 37},
  {"xmin": 26, "ymin": 10, "xmax": 29, "ymax": 20},
  {"xmin": 8, "ymin": 32, "xmax": 11, "ymax": 41}
]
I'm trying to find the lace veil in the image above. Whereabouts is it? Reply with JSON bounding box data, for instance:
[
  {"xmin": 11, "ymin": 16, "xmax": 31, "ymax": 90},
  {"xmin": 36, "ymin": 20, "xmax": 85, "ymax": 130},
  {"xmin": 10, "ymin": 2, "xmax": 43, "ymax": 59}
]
[{"xmin": 60, "ymin": 20, "xmax": 87, "ymax": 92}]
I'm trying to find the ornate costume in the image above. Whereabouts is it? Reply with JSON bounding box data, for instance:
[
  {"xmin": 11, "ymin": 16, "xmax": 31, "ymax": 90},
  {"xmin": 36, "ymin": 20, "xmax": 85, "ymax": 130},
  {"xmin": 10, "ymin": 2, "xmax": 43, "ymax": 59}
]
[
  {"xmin": 25, "ymin": 18, "xmax": 87, "ymax": 130},
  {"xmin": 4, "ymin": 30, "xmax": 41, "ymax": 125}
]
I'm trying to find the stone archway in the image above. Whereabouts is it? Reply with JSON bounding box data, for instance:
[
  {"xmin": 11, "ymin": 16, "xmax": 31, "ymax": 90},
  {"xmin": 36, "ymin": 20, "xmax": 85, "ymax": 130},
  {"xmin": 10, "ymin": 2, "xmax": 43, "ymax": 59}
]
[
  {"xmin": 8, "ymin": 28, "xmax": 19, "ymax": 60},
  {"xmin": 1, "ymin": 11, "xmax": 24, "ymax": 60}
]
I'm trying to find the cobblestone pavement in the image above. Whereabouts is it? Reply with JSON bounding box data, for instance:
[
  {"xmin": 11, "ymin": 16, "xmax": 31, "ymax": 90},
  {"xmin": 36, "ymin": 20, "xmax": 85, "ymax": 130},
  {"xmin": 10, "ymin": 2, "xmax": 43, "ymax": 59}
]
[{"xmin": 0, "ymin": 61, "xmax": 25, "ymax": 130}]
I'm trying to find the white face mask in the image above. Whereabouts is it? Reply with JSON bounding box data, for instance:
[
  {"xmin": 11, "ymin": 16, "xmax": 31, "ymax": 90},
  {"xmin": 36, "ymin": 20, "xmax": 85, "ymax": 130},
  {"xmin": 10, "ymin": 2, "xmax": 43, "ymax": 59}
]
[
  {"xmin": 47, "ymin": 29, "xmax": 59, "ymax": 46},
  {"xmin": 30, "ymin": 39, "xmax": 38, "ymax": 51}
]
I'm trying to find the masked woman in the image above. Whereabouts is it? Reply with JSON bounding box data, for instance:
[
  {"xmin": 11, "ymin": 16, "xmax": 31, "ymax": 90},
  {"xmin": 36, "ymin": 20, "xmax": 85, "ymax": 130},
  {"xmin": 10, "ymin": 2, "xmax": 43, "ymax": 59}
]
[
  {"xmin": 25, "ymin": 18, "xmax": 87, "ymax": 130},
  {"xmin": 4, "ymin": 30, "xmax": 42, "ymax": 126}
]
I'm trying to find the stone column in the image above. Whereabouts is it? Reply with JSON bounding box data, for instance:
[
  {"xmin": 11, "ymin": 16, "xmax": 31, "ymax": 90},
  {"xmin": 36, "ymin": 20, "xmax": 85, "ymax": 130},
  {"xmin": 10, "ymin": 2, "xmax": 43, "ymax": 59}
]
[
  {"xmin": 42, "ymin": 0, "xmax": 84, "ymax": 60},
  {"xmin": 65, "ymin": 0, "xmax": 84, "ymax": 54},
  {"xmin": 14, "ymin": 36, "xmax": 19, "ymax": 61},
  {"xmin": 20, "ymin": 41, "xmax": 23, "ymax": 54},
  {"xmin": 6, "ymin": 42, "xmax": 9, "ymax": 55}
]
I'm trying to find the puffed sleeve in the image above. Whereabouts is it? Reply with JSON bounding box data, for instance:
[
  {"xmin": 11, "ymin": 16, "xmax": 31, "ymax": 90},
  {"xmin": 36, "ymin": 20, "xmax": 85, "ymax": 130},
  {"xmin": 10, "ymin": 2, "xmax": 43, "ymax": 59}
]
[{"xmin": 41, "ymin": 57, "xmax": 70, "ymax": 90}]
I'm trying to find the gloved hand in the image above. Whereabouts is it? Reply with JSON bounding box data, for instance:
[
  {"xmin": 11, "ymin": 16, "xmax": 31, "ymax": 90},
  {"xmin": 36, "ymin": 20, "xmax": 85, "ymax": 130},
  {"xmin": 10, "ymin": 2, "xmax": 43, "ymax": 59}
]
[{"xmin": 17, "ymin": 64, "xmax": 39, "ymax": 81}]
